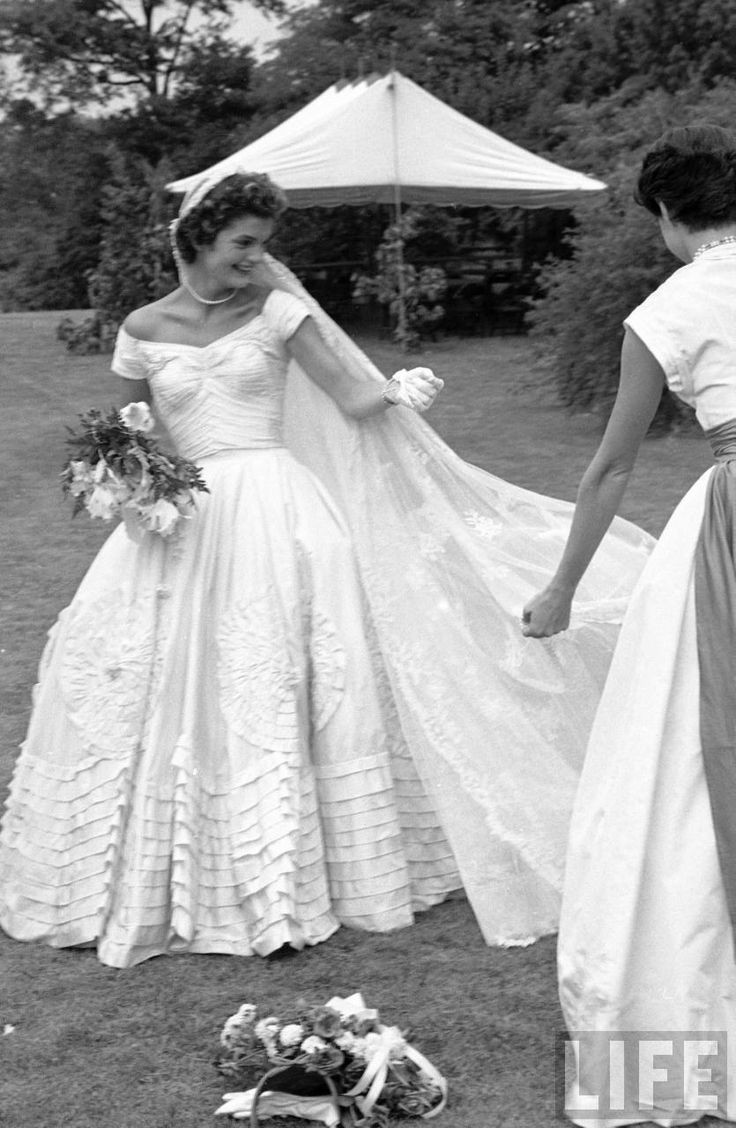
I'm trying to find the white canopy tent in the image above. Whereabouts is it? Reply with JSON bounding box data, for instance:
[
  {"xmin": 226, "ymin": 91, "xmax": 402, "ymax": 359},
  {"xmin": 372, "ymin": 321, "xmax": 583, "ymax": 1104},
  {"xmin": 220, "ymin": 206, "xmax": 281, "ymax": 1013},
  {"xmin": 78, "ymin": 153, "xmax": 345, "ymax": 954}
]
[
  {"xmin": 168, "ymin": 70, "xmax": 606, "ymax": 208},
  {"xmin": 167, "ymin": 71, "xmax": 606, "ymax": 331}
]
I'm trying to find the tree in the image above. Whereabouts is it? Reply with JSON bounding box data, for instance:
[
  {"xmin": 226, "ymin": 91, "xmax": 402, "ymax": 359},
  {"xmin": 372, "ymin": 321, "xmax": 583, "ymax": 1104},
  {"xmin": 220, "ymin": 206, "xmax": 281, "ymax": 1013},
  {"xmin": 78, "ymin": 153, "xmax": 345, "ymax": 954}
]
[
  {"xmin": 527, "ymin": 78, "xmax": 736, "ymax": 428},
  {"xmin": 102, "ymin": 30, "xmax": 260, "ymax": 172},
  {"xmin": 0, "ymin": 100, "xmax": 109, "ymax": 309},
  {"xmin": 0, "ymin": 1, "xmax": 280, "ymax": 309},
  {"xmin": 0, "ymin": 0, "xmax": 284, "ymax": 109},
  {"xmin": 610, "ymin": 0, "xmax": 736, "ymax": 93},
  {"xmin": 87, "ymin": 149, "xmax": 176, "ymax": 325},
  {"xmin": 255, "ymin": 0, "xmax": 535, "ymax": 132}
]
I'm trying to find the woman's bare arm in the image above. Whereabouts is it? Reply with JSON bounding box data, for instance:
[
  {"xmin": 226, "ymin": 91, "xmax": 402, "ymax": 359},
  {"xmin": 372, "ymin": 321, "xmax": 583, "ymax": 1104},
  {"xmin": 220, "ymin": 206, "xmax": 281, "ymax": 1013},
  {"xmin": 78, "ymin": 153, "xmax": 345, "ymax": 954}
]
[{"xmin": 522, "ymin": 328, "xmax": 665, "ymax": 637}]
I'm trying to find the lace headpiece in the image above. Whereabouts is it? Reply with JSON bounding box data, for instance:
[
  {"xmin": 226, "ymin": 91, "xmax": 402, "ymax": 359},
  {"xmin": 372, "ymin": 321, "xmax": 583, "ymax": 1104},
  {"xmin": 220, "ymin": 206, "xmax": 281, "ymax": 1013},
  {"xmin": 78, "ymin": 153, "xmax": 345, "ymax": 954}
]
[{"xmin": 169, "ymin": 173, "xmax": 216, "ymax": 279}]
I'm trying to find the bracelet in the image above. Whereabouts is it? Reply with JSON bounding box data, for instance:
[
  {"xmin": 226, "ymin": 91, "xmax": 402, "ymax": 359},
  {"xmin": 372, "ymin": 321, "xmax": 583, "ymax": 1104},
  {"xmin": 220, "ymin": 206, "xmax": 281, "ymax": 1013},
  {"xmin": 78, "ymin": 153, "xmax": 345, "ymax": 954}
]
[{"xmin": 382, "ymin": 378, "xmax": 401, "ymax": 406}]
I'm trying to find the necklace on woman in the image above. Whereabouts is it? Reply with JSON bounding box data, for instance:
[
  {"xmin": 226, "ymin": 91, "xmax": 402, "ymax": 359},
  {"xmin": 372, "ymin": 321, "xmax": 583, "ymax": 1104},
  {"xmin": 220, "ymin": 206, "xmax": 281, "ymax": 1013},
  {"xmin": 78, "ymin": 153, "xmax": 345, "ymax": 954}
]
[
  {"xmin": 181, "ymin": 276, "xmax": 237, "ymax": 305},
  {"xmin": 693, "ymin": 235, "xmax": 736, "ymax": 258}
]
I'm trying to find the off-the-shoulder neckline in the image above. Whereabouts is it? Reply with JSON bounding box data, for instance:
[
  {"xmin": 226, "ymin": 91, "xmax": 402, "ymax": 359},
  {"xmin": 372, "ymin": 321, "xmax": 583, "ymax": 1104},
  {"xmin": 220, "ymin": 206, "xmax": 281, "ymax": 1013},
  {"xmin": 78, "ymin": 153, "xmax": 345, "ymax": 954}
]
[{"xmin": 120, "ymin": 288, "xmax": 297, "ymax": 351}]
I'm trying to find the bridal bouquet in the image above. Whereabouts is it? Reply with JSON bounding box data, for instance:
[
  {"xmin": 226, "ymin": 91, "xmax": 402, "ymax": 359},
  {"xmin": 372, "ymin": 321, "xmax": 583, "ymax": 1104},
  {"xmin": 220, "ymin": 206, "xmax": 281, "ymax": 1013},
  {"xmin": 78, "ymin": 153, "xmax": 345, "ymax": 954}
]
[
  {"xmin": 61, "ymin": 403, "xmax": 208, "ymax": 539},
  {"xmin": 214, "ymin": 993, "xmax": 447, "ymax": 1127}
]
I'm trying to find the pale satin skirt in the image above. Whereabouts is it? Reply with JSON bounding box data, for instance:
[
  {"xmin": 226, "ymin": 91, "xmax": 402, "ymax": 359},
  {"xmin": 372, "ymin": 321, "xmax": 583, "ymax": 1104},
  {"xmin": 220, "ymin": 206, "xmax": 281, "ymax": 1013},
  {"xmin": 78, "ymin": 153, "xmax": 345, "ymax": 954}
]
[
  {"xmin": 0, "ymin": 448, "xmax": 460, "ymax": 967},
  {"xmin": 558, "ymin": 466, "xmax": 736, "ymax": 1126}
]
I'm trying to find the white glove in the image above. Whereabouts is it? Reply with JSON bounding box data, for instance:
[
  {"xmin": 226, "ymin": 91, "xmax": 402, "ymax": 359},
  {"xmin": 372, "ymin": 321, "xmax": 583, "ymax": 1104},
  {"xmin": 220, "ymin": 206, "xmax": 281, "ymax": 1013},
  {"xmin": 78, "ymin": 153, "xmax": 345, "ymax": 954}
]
[{"xmin": 383, "ymin": 367, "xmax": 443, "ymax": 412}]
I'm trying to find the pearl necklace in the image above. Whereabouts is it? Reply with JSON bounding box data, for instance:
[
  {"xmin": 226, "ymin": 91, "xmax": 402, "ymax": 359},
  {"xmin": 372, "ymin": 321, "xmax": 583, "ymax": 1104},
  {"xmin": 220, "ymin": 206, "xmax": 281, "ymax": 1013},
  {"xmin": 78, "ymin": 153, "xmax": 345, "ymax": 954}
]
[
  {"xmin": 693, "ymin": 235, "xmax": 736, "ymax": 259},
  {"xmin": 181, "ymin": 276, "xmax": 236, "ymax": 305}
]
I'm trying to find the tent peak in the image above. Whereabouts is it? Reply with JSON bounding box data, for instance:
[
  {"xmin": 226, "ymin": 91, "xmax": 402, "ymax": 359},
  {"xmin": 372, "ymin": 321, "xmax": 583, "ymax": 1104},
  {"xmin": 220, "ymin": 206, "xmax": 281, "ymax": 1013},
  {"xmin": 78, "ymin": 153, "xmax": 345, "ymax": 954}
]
[{"xmin": 166, "ymin": 70, "xmax": 607, "ymax": 208}]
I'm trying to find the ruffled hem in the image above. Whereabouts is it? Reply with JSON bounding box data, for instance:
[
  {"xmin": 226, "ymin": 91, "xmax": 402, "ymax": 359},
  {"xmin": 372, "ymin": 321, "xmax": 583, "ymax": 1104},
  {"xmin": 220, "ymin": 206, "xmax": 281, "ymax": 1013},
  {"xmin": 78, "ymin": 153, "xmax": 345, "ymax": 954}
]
[
  {"xmin": 0, "ymin": 735, "xmax": 459, "ymax": 967},
  {"xmin": 0, "ymin": 751, "xmax": 129, "ymax": 946}
]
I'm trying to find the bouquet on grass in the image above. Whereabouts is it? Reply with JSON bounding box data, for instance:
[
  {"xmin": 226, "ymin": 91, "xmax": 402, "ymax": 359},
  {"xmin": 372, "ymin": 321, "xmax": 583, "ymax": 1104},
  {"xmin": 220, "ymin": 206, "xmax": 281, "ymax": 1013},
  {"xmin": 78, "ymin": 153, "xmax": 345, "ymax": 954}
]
[
  {"xmin": 214, "ymin": 993, "xmax": 447, "ymax": 1128},
  {"xmin": 61, "ymin": 402, "xmax": 208, "ymax": 540}
]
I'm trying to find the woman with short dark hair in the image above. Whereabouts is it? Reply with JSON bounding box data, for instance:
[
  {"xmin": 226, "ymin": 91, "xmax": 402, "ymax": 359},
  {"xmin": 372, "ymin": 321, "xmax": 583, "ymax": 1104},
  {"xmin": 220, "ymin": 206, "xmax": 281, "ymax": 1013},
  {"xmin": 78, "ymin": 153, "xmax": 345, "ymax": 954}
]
[{"xmin": 524, "ymin": 124, "xmax": 736, "ymax": 1123}]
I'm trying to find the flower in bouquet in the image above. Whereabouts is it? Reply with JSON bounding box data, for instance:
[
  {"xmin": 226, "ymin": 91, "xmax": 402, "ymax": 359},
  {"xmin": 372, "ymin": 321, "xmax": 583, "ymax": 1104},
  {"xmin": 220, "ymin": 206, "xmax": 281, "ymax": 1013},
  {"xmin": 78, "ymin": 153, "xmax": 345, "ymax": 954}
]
[
  {"xmin": 138, "ymin": 497, "xmax": 180, "ymax": 536},
  {"xmin": 279, "ymin": 1023, "xmax": 306, "ymax": 1048},
  {"xmin": 299, "ymin": 1035, "xmax": 345, "ymax": 1076},
  {"xmin": 61, "ymin": 404, "xmax": 208, "ymax": 539},
  {"xmin": 119, "ymin": 401, "xmax": 155, "ymax": 433},
  {"xmin": 311, "ymin": 1005, "xmax": 345, "ymax": 1041},
  {"xmin": 221, "ymin": 1003, "xmax": 259, "ymax": 1052},
  {"xmin": 214, "ymin": 993, "xmax": 447, "ymax": 1125}
]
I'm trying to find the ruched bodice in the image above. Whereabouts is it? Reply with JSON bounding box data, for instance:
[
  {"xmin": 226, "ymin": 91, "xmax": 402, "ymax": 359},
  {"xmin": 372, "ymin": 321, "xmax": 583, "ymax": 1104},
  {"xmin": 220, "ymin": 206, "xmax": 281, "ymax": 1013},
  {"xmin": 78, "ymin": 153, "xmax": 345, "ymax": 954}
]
[
  {"xmin": 131, "ymin": 320, "xmax": 287, "ymax": 459},
  {"xmin": 111, "ymin": 289, "xmax": 310, "ymax": 460}
]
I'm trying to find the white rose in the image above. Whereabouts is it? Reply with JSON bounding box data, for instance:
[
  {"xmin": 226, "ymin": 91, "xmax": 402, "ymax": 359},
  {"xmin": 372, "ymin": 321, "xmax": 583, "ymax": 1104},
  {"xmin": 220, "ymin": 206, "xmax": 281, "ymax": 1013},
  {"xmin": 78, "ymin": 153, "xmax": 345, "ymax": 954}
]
[
  {"xmin": 364, "ymin": 1033, "xmax": 382, "ymax": 1056},
  {"xmin": 120, "ymin": 401, "xmax": 155, "ymax": 433},
  {"xmin": 233, "ymin": 1004, "xmax": 257, "ymax": 1023},
  {"xmin": 255, "ymin": 1017, "xmax": 281, "ymax": 1046},
  {"xmin": 381, "ymin": 1026, "xmax": 408, "ymax": 1061},
  {"xmin": 221, "ymin": 1003, "xmax": 256, "ymax": 1038},
  {"xmin": 335, "ymin": 1032, "xmax": 358, "ymax": 1052},
  {"xmin": 300, "ymin": 1035, "xmax": 327, "ymax": 1055},
  {"xmin": 140, "ymin": 498, "xmax": 180, "ymax": 537},
  {"xmin": 86, "ymin": 484, "xmax": 119, "ymax": 521},
  {"xmin": 279, "ymin": 1023, "xmax": 305, "ymax": 1047}
]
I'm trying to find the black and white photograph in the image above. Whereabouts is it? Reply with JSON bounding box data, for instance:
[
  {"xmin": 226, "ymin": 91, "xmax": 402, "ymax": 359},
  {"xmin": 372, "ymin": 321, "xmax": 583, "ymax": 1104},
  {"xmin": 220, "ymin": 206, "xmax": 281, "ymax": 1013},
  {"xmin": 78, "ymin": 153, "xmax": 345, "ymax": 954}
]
[{"xmin": 2, "ymin": 2, "xmax": 735, "ymax": 1126}]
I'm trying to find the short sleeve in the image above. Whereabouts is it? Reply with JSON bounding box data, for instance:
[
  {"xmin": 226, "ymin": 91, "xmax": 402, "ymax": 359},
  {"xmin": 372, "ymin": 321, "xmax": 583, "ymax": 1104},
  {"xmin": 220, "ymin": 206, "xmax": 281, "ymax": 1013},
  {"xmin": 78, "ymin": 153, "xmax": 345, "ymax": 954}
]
[
  {"xmin": 111, "ymin": 326, "xmax": 149, "ymax": 382},
  {"xmin": 623, "ymin": 270, "xmax": 691, "ymax": 398},
  {"xmin": 624, "ymin": 301, "xmax": 677, "ymax": 377},
  {"xmin": 262, "ymin": 290, "xmax": 311, "ymax": 343}
]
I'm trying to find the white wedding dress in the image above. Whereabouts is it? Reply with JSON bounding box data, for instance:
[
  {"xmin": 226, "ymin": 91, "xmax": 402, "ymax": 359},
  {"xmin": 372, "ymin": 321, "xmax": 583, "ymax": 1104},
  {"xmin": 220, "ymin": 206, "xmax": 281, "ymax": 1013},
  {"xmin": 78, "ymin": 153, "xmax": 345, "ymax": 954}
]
[
  {"xmin": 0, "ymin": 279, "xmax": 652, "ymax": 968},
  {"xmin": 559, "ymin": 242, "xmax": 736, "ymax": 1126}
]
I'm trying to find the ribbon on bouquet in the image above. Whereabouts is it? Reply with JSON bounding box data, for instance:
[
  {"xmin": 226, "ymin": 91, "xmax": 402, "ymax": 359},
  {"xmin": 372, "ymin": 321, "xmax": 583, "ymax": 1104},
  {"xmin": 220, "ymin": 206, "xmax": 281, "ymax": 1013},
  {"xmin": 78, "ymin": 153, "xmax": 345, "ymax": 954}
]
[{"xmin": 326, "ymin": 995, "xmax": 448, "ymax": 1120}]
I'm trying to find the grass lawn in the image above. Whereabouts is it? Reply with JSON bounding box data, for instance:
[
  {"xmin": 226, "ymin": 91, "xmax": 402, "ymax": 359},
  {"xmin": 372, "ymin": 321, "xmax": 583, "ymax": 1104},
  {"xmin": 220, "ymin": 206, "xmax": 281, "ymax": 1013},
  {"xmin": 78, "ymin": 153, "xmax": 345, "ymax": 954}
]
[{"xmin": 0, "ymin": 312, "xmax": 718, "ymax": 1128}]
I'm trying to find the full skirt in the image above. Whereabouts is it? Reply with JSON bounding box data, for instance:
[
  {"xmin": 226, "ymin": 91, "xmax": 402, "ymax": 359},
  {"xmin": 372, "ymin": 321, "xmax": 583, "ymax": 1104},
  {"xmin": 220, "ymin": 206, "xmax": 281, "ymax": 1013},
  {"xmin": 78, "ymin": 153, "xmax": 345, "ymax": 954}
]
[
  {"xmin": 558, "ymin": 467, "xmax": 736, "ymax": 1126},
  {"xmin": 0, "ymin": 449, "xmax": 460, "ymax": 967}
]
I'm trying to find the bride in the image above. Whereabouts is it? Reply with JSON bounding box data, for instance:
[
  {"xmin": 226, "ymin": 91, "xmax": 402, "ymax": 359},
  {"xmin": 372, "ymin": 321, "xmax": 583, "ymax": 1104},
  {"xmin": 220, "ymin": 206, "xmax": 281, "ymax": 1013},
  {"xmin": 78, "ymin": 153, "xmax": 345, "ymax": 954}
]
[{"xmin": 0, "ymin": 170, "xmax": 652, "ymax": 968}]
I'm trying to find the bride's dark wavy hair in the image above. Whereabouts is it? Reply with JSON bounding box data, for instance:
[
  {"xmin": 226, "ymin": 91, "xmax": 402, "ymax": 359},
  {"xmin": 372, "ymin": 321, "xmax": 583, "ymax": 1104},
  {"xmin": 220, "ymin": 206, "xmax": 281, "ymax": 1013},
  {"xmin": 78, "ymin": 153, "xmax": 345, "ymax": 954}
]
[
  {"xmin": 176, "ymin": 172, "xmax": 288, "ymax": 263},
  {"xmin": 635, "ymin": 124, "xmax": 736, "ymax": 230}
]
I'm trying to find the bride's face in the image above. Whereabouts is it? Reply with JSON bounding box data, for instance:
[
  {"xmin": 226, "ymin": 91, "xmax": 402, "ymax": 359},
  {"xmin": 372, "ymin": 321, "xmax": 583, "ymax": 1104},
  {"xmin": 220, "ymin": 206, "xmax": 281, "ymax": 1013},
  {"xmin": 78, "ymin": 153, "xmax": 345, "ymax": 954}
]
[{"xmin": 195, "ymin": 214, "xmax": 275, "ymax": 289}]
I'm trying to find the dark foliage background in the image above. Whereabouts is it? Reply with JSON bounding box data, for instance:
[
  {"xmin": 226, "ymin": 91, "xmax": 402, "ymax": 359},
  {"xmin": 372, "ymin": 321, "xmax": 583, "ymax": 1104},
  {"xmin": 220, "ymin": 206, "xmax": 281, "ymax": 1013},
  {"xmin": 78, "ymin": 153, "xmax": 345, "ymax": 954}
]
[{"xmin": 2, "ymin": 0, "xmax": 736, "ymax": 418}]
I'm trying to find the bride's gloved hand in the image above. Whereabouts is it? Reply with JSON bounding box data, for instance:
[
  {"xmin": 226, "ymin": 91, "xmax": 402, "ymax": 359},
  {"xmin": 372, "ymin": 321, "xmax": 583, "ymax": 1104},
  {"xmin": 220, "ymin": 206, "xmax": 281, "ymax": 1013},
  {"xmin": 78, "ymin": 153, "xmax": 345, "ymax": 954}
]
[{"xmin": 383, "ymin": 367, "xmax": 444, "ymax": 412}]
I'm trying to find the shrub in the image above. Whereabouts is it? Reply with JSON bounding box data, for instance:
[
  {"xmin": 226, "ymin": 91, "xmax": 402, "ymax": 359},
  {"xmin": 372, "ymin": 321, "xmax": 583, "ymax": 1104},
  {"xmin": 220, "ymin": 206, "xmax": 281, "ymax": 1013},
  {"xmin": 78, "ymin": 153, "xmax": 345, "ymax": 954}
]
[
  {"xmin": 352, "ymin": 211, "xmax": 449, "ymax": 349},
  {"xmin": 527, "ymin": 166, "xmax": 682, "ymax": 425},
  {"xmin": 57, "ymin": 312, "xmax": 118, "ymax": 354},
  {"xmin": 60, "ymin": 149, "xmax": 177, "ymax": 352},
  {"xmin": 526, "ymin": 79, "xmax": 736, "ymax": 429}
]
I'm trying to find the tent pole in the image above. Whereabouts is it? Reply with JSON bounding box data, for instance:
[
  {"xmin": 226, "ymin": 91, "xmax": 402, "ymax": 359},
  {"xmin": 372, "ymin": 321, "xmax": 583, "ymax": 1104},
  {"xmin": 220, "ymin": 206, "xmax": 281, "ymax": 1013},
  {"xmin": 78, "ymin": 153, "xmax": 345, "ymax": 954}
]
[
  {"xmin": 392, "ymin": 180, "xmax": 407, "ymax": 343},
  {"xmin": 389, "ymin": 66, "xmax": 408, "ymax": 343}
]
